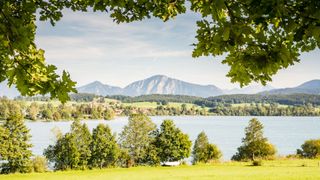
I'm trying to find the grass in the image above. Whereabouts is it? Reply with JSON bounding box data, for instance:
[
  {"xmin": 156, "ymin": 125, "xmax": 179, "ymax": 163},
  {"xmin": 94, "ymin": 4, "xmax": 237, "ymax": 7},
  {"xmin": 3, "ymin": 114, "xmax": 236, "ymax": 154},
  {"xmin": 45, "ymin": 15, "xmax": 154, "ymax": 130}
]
[
  {"xmin": 122, "ymin": 102, "xmax": 159, "ymax": 108},
  {"xmin": 122, "ymin": 102, "xmax": 205, "ymax": 109},
  {"xmin": 2, "ymin": 159, "xmax": 320, "ymax": 180}
]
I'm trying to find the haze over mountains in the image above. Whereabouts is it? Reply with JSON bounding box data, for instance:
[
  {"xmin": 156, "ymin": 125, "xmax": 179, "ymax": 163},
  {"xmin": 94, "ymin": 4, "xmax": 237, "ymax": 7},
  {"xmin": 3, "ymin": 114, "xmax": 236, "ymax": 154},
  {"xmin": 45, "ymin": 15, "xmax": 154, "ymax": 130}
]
[{"xmin": 1, "ymin": 75, "xmax": 320, "ymax": 98}]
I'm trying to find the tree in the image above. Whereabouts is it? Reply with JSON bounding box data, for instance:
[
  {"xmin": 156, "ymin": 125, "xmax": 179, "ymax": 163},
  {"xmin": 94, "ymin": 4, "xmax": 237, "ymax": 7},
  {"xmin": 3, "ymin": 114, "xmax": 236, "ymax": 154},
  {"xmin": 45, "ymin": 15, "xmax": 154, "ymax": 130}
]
[
  {"xmin": 27, "ymin": 102, "xmax": 39, "ymax": 120},
  {"xmin": 297, "ymin": 139, "xmax": 320, "ymax": 159},
  {"xmin": 44, "ymin": 120, "xmax": 92, "ymax": 170},
  {"xmin": 232, "ymin": 118, "xmax": 276, "ymax": 161},
  {"xmin": 104, "ymin": 108, "xmax": 115, "ymax": 120},
  {"xmin": 90, "ymin": 124, "xmax": 119, "ymax": 168},
  {"xmin": 118, "ymin": 114, "xmax": 157, "ymax": 166},
  {"xmin": 155, "ymin": 120, "xmax": 192, "ymax": 163},
  {"xmin": 1, "ymin": 1, "xmax": 319, "ymax": 102},
  {"xmin": 192, "ymin": 131, "xmax": 221, "ymax": 164},
  {"xmin": 32, "ymin": 156, "xmax": 48, "ymax": 173},
  {"xmin": 0, "ymin": 113, "xmax": 33, "ymax": 174}
]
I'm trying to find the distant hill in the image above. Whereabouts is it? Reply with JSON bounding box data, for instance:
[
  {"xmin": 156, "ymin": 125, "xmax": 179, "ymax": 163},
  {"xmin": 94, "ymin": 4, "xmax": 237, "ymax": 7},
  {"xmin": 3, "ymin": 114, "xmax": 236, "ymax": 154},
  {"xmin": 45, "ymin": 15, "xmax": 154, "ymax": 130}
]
[
  {"xmin": 262, "ymin": 80, "xmax": 320, "ymax": 95},
  {"xmin": 77, "ymin": 81, "xmax": 122, "ymax": 96},
  {"xmin": 78, "ymin": 75, "xmax": 223, "ymax": 97}
]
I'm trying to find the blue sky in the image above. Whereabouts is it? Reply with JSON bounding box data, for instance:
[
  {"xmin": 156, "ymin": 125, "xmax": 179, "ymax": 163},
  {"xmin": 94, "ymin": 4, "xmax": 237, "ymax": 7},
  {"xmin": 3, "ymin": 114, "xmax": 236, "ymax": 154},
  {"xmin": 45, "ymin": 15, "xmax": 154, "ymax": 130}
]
[{"xmin": 35, "ymin": 10, "xmax": 320, "ymax": 89}]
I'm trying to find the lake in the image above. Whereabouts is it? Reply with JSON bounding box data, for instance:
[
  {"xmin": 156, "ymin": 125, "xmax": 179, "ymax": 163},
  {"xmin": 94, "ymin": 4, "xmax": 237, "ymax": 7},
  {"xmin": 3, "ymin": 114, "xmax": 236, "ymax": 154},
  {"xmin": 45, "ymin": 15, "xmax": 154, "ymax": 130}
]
[{"xmin": 26, "ymin": 116, "xmax": 320, "ymax": 160}]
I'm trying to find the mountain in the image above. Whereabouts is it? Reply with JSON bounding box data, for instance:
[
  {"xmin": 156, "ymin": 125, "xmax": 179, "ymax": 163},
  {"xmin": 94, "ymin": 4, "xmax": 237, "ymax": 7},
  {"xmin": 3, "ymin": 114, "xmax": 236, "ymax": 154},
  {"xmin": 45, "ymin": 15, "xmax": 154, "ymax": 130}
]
[
  {"xmin": 0, "ymin": 82, "xmax": 20, "ymax": 98},
  {"xmin": 3, "ymin": 75, "xmax": 320, "ymax": 98},
  {"xmin": 262, "ymin": 80, "xmax": 320, "ymax": 95},
  {"xmin": 223, "ymin": 85, "xmax": 274, "ymax": 94},
  {"xmin": 122, "ymin": 75, "xmax": 223, "ymax": 97},
  {"xmin": 77, "ymin": 75, "xmax": 223, "ymax": 97},
  {"xmin": 77, "ymin": 81, "xmax": 122, "ymax": 96}
]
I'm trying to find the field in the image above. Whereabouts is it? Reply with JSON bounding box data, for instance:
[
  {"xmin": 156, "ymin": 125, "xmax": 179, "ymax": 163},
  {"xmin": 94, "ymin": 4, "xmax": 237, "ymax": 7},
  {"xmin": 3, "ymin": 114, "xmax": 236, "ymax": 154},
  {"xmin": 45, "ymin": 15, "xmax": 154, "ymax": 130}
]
[
  {"xmin": 2, "ymin": 159, "xmax": 320, "ymax": 180},
  {"xmin": 122, "ymin": 102, "xmax": 204, "ymax": 109}
]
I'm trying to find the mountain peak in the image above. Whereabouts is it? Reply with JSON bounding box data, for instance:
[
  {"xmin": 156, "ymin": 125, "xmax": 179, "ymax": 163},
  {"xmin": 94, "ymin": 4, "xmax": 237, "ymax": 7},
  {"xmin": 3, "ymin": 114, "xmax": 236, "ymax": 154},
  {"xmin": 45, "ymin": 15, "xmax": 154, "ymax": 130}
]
[
  {"xmin": 77, "ymin": 81, "xmax": 122, "ymax": 96},
  {"xmin": 90, "ymin": 81, "xmax": 104, "ymax": 85},
  {"xmin": 149, "ymin": 74, "xmax": 168, "ymax": 78},
  {"xmin": 123, "ymin": 75, "xmax": 222, "ymax": 97}
]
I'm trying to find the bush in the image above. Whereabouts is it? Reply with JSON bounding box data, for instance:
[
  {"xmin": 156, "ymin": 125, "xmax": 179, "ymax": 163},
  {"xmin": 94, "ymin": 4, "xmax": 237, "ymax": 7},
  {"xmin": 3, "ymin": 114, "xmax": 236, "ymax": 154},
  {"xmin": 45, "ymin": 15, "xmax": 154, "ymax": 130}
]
[
  {"xmin": 297, "ymin": 139, "xmax": 320, "ymax": 158},
  {"xmin": 32, "ymin": 156, "xmax": 48, "ymax": 173},
  {"xmin": 252, "ymin": 160, "xmax": 262, "ymax": 166}
]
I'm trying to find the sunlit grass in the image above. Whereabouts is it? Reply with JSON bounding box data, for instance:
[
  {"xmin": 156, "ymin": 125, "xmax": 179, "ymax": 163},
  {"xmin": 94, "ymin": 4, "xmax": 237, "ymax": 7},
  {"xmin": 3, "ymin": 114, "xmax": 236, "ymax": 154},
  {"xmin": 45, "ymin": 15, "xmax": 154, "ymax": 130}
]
[{"xmin": 2, "ymin": 159, "xmax": 320, "ymax": 180}]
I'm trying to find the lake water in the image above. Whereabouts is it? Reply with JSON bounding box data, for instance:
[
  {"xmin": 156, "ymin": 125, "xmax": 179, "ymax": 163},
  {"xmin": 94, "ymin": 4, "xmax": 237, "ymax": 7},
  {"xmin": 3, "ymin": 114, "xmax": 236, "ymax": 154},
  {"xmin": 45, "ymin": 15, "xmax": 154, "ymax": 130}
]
[{"xmin": 26, "ymin": 116, "xmax": 320, "ymax": 160}]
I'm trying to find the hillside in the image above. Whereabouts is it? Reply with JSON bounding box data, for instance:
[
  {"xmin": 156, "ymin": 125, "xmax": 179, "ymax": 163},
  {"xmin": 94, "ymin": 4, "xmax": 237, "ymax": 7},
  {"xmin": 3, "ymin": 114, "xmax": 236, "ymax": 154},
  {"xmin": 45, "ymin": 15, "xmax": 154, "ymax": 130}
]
[{"xmin": 262, "ymin": 80, "xmax": 320, "ymax": 95}]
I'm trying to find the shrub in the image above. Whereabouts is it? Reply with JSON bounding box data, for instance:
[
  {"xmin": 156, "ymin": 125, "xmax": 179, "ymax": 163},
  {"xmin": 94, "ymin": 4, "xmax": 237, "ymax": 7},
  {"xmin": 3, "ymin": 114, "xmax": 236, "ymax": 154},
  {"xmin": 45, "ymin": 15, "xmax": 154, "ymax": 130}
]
[
  {"xmin": 252, "ymin": 160, "xmax": 262, "ymax": 166},
  {"xmin": 32, "ymin": 156, "xmax": 48, "ymax": 173},
  {"xmin": 297, "ymin": 139, "xmax": 320, "ymax": 158}
]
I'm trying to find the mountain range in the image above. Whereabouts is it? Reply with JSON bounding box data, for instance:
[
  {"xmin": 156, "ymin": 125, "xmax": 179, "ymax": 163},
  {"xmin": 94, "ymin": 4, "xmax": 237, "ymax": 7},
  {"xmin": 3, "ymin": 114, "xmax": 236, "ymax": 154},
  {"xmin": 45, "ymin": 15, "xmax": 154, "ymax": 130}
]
[
  {"xmin": 76, "ymin": 75, "xmax": 320, "ymax": 97},
  {"xmin": 77, "ymin": 75, "xmax": 223, "ymax": 97},
  {"xmin": 1, "ymin": 75, "xmax": 320, "ymax": 98},
  {"xmin": 261, "ymin": 79, "xmax": 320, "ymax": 95}
]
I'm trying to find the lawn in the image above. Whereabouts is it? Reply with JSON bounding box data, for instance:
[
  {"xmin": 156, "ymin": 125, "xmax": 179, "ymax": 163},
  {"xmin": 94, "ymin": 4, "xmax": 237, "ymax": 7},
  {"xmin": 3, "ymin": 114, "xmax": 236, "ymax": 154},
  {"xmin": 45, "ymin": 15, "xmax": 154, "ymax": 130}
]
[{"xmin": 2, "ymin": 159, "xmax": 320, "ymax": 180}]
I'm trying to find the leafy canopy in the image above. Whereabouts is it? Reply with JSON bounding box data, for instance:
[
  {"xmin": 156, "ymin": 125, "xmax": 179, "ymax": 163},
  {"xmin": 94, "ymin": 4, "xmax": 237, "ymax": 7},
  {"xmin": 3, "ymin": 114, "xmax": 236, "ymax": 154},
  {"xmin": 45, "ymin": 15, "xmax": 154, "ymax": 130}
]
[{"xmin": 1, "ymin": 0, "xmax": 319, "ymax": 102}]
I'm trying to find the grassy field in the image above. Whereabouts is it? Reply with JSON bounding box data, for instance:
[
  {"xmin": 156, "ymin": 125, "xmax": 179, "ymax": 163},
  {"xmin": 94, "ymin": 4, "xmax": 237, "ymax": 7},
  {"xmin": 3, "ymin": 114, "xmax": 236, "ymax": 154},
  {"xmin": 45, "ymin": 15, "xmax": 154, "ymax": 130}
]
[
  {"xmin": 2, "ymin": 159, "xmax": 320, "ymax": 180},
  {"xmin": 122, "ymin": 102, "xmax": 204, "ymax": 109}
]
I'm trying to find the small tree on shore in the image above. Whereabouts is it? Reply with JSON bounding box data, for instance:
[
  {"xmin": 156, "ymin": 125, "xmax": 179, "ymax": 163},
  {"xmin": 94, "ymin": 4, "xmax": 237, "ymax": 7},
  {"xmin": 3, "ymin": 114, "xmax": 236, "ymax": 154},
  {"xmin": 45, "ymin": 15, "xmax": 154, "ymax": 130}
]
[
  {"xmin": 0, "ymin": 113, "xmax": 33, "ymax": 174},
  {"xmin": 232, "ymin": 118, "xmax": 276, "ymax": 161},
  {"xmin": 155, "ymin": 120, "xmax": 192, "ymax": 163},
  {"xmin": 119, "ymin": 114, "xmax": 157, "ymax": 166},
  {"xmin": 297, "ymin": 139, "xmax": 320, "ymax": 159},
  {"xmin": 90, "ymin": 124, "xmax": 119, "ymax": 168},
  {"xmin": 192, "ymin": 131, "xmax": 221, "ymax": 164},
  {"xmin": 44, "ymin": 120, "xmax": 92, "ymax": 170}
]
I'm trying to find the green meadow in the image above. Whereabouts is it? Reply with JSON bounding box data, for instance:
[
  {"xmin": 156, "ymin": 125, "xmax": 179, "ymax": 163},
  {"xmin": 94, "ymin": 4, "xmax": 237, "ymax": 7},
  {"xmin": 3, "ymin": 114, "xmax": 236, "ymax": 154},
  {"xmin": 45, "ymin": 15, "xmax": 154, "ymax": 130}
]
[{"xmin": 2, "ymin": 159, "xmax": 320, "ymax": 180}]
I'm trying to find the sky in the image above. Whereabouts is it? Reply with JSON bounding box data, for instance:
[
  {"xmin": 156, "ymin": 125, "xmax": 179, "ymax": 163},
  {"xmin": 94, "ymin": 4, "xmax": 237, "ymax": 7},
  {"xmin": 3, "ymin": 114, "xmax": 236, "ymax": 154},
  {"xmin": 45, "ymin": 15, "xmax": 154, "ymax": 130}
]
[{"xmin": 35, "ymin": 9, "xmax": 320, "ymax": 89}]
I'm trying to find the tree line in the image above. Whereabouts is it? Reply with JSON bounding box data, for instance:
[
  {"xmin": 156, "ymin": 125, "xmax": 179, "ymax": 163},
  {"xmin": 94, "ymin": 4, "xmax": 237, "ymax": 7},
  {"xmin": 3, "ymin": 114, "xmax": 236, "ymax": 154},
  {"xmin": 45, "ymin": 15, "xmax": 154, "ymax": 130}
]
[
  {"xmin": 1, "ymin": 97, "xmax": 319, "ymax": 122},
  {"xmin": 1, "ymin": 112, "xmax": 319, "ymax": 174},
  {"xmin": 202, "ymin": 94, "xmax": 320, "ymax": 106},
  {"xmin": 19, "ymin": 93, "xmax": 320, "ymax": 107},
  {"xmin": 1, "ymin": 97, "xmax": 320, "ymax": 123}
]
